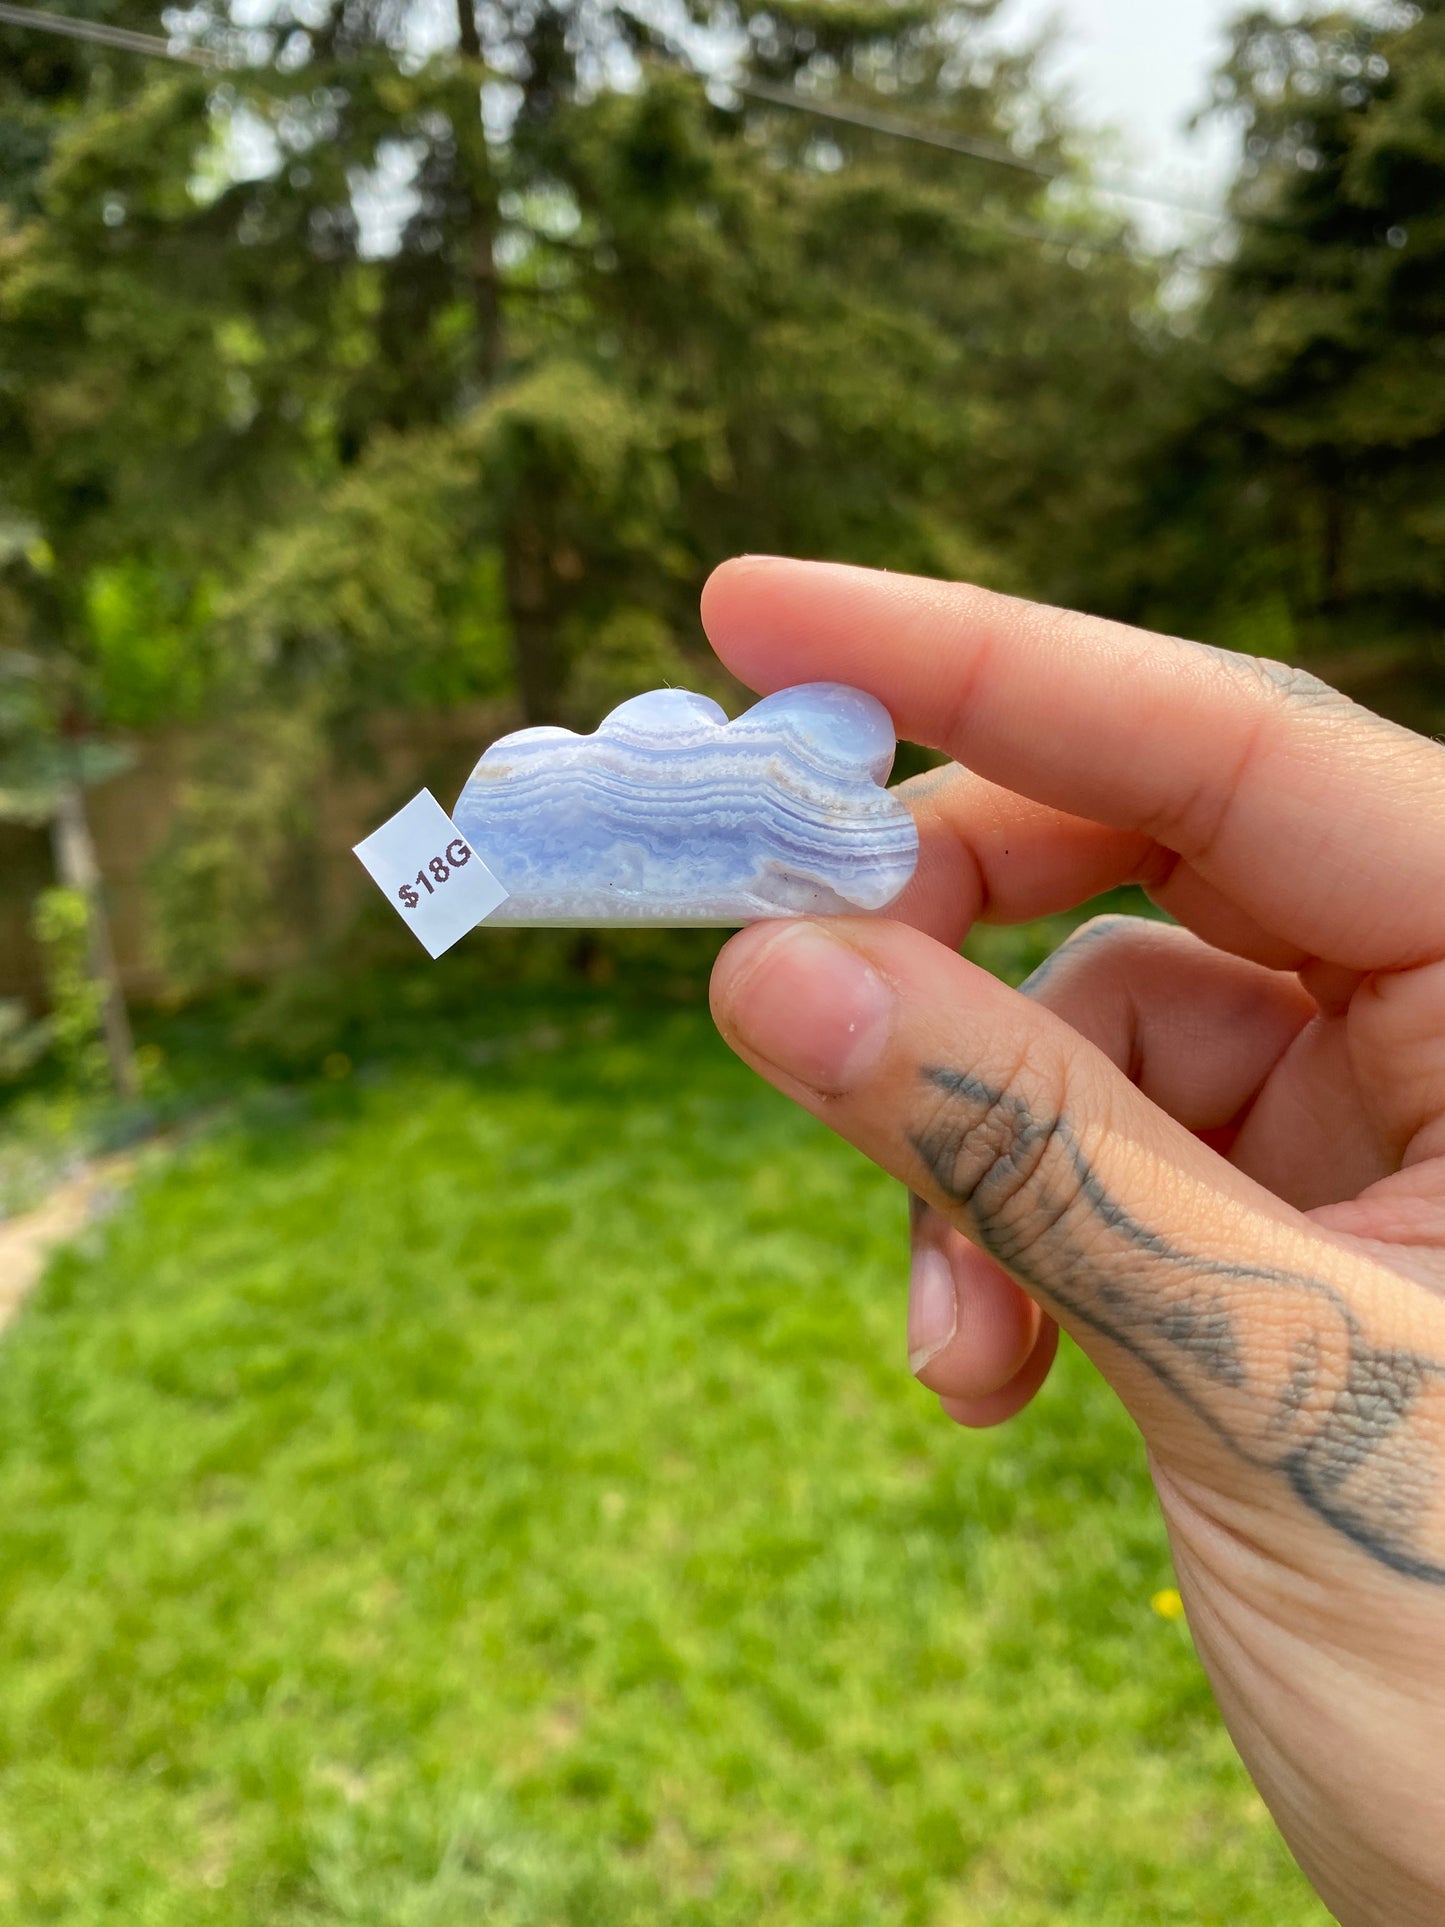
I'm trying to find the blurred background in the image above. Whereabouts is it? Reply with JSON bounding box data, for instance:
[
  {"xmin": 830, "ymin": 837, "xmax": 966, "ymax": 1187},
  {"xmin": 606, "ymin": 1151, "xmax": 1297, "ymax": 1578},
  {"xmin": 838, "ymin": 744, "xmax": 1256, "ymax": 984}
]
[{"xmin": 0, "ymin": 0, "xmax": 1438, "ymax": 1918}]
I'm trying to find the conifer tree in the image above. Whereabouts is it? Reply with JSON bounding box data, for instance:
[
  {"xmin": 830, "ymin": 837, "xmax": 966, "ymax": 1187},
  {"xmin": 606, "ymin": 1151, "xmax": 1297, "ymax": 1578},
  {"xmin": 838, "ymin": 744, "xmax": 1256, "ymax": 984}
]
[
  {"xmin": 1108, "ymin": 1, "xmax": 1445, "ymax": 726},
  {"xmin": 2, "ymin": 0, "xmax": 1157, "ymax": 978}
]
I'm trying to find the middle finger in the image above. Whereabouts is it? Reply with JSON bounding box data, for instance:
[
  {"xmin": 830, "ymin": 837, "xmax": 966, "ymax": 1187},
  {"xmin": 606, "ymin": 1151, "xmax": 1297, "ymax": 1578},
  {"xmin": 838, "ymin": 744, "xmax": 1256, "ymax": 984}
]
[{"xmin": 890, "ymin": 763, "xmax": 1150, "ymax": 950}]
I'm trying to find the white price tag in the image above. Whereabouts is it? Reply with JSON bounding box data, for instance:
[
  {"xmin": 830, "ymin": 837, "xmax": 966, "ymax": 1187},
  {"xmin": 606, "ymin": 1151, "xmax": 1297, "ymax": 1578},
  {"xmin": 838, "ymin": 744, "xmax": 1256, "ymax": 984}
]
[{"xmin": 353, "ymin": 789, "xmax": 508, "ymax": 958}]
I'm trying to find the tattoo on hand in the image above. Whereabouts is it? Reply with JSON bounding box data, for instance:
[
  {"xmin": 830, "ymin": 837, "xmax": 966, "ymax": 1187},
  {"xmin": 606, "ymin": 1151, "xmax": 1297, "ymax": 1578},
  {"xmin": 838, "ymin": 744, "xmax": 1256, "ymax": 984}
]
[{"xmin": 910, "ymin": 1066, "xmax": 1445, "ymax": 1585}]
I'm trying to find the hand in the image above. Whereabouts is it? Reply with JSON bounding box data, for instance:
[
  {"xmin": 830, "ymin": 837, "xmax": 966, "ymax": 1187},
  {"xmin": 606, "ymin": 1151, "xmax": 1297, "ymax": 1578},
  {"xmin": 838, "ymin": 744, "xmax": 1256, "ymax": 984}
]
[{"xmin": 702, "ymin": 558, "xmax": 1445, "ymax": 1927}]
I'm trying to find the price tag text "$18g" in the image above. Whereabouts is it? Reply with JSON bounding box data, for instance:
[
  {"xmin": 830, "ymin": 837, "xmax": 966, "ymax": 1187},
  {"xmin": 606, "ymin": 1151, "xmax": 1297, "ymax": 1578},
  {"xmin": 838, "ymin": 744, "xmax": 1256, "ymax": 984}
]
[{"xmin": 397, "ymin": 838, "xmax": 476, "ymax": 911}]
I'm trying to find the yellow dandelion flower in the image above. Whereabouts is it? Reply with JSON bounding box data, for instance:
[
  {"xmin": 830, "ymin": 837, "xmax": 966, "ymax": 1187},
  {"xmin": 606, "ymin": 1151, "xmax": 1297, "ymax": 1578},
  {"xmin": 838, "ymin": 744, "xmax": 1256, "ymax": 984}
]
[{"xmin": 1151, "ymin": 1587, "xmax": 1185, "ymax": 1621}]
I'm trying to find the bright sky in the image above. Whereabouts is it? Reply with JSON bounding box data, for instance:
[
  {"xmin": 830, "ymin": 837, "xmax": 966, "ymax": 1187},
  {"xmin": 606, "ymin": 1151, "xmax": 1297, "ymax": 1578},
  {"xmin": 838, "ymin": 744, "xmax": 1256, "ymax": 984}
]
[{"xmin": 993, "ymin": 0, "xmax": 1249, "ymax": 236}]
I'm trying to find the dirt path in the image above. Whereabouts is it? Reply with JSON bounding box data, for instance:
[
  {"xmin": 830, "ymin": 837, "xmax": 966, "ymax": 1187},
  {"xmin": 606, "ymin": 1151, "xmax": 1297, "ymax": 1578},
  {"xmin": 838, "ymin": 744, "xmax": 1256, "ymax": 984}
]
[{"xmin": 0, "ymin": 1155, "xmax": 138, "ymax": 1333}]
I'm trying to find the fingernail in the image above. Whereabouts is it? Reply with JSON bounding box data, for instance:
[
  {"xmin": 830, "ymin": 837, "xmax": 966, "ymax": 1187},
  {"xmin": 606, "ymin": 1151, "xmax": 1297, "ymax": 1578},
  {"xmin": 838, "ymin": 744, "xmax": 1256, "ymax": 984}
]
[
  {"xmin": 908, "ymin": 1245, "xmax": 958, "ymax": 1375},
  {"xmin": 721, "ymin": 922, "xmax": 893, "ymax": 1094},
  {"xmin": 718, "ymin": 553, "xmax": 790, "ymax": 575}
]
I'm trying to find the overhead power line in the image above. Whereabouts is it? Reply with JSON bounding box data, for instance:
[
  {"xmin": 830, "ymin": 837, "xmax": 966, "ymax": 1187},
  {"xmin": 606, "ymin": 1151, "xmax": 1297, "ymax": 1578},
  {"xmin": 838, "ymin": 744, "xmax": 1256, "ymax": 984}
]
[
  {"xmin": 0, "ymin": 1, "xmax": 211, "ymax": 61},
  {"xmin": 732, "ymin": 76, "xmax": 1233, "ymax": 228},
  {"xmin": 0, "ymin": 1, "xmax": 1237, "ymax": 244}
]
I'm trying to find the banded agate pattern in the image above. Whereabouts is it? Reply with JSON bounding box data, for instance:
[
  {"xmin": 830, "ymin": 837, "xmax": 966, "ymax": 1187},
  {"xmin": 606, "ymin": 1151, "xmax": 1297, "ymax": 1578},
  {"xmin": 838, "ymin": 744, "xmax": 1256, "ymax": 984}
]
[{"xmin": 452, "ymin": 683, "xmax": 919, "ymax": 925}]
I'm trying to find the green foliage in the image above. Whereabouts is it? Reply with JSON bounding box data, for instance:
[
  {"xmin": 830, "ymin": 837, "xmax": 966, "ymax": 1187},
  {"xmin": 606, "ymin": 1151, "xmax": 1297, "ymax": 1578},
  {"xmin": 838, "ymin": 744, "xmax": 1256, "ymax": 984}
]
[
  {"xmin": 148, "ymin": 705, "xmax": 328, "ymax": 988},
  {"xmin": 85, "ymin": 560, "xmax": 219, "ymax": 729},
  {"xmin": 9, "ymin": 0, "xmax": 1442, "ymax": 998},
  {"xmin": 0, "ymin": 602, "xmax": 136, "ymax": 828},
  {"xmin": 566, "ymin": 604, "xmax": 697, "ymax": 724},
  {"xmin": 1097, "ymin": 0, "xmax": 1445, "ymax": 729},
  {"xmin": 0, "ymin": 993, "xmax": 1324, "ymax": 1922},
  {"xmin": 1, "ymin": 0, "xmax": 1168, "ymax": 983},
  {"xmin": 221, "ymin": 432, "xmax": 513, "ymax": 717},
  {"xmin": 0, "ymin": 706, "xmax": 136, "ymax": 826},
  {"xmin": 0, "ymin": 0, "xmax": 163, "ymax": 213},
  {"xmin": 31, "ymin": 884, "xmax": 106, "ymax": 1091},
  {"xmin": 0, "ymin": 998, "xmax": 51, "ymax": 1085}
]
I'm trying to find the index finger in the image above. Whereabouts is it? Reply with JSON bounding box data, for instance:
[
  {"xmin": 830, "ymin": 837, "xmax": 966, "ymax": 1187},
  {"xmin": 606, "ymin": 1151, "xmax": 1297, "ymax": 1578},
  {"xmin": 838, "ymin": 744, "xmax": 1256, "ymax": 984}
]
[{"xmin": 701, "ymin": 558, "xmax": 1445, "ymax": 971}]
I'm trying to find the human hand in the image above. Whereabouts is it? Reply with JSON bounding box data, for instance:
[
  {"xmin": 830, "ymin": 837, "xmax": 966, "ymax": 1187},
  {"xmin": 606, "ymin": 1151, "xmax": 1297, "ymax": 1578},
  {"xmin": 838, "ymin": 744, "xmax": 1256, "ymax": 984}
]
[{"xmin": 702, "ymin": 558, "xmax": 1445, "ymax": 1927}]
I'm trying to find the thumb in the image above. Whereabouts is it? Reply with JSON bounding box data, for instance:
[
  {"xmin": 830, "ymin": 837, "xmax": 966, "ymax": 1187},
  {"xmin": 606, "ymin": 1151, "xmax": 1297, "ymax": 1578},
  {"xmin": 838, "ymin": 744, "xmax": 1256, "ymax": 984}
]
[{"xmin": 710, "ymin": 919, "xmax": 1445, "ymax": 1587}]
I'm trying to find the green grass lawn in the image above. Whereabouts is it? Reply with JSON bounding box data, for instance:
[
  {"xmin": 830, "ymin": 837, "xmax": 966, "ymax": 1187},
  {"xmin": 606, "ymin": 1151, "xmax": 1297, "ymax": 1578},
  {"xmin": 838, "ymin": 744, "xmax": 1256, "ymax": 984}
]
[{"xmin": 0, "ymin": 973, "xmax": 1325, "ymax": 1924}]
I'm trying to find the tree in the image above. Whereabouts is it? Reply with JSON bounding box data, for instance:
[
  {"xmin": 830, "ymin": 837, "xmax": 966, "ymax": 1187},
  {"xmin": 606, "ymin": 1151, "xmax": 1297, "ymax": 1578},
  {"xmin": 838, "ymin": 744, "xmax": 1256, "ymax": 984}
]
[
  {"xmin": 3, "ymin": 0, "xmax": 1162, "ymax": 982},
  {"xmin": 1100, "ymin": 2, "xmax": 1445, "ymax": 729},
  {"xmin": 0, "ymin": 4, "xmax": 201, "ymax": 1089},
  {"xmin": 0, "ymin": 532, "xmax": 139, "ymax": 1094}
]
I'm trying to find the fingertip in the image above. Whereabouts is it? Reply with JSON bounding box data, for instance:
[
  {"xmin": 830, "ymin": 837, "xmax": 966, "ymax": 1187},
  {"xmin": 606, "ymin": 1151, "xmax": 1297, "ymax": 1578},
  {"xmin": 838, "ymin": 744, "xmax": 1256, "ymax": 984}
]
[
  {"xmin": 708, "ymin": 923, "xmax": 778, "ymax": 1069},
  {"xmin": 709, "ymin": 920, "xmax": 900, "ymax": 1099},
  {"xmin": 703, "ymin": 554, "xmax": 793, "ymax": 592},
  {"xmin": 708, "ymin": 919, "xmax": 779, "ymax": 1013},
  {"xmin": 701, "ymin": 556, "xmax": 876, "ymax": 692},
  {"xmin": 698, "ymin": 555, "xmax": 794, "ymax": 685},
  {"xmin": 910, "ymin": 1235, "xmax": 1042, "ymax": 1399},
  {"xmin": 937, "ymin": 1319, "xmax": 1060, "ymax": 1430}
]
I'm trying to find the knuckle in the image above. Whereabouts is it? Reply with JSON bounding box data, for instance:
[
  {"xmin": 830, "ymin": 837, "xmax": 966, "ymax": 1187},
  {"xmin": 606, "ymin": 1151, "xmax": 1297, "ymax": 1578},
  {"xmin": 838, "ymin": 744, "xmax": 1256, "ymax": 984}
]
[
  {"xmin": 1070, "ymin": 912, "xmax": 1140, "ymax": 943},
  {"xmin": 1154, "ymin": 643, "xmax": 1371, "ymax": 864},
  {"xmin": 1200, "ymin": 642, "xmax": 1351, "ymax": 714},
  {"xmin": 911, "ymin": 1052, "xmax": 1086, "ymax": 1272},
  {"xmin": 1021, "ymin": 913, "xmax": 1157, "ymax": 1000},
  {"xmin": 1242, "ymin": 655, "xmax": 1350, "ymax": 712},
  {"xmin": 1055, "ymin": 913, "xmax": 1153, "ymax": 969}
]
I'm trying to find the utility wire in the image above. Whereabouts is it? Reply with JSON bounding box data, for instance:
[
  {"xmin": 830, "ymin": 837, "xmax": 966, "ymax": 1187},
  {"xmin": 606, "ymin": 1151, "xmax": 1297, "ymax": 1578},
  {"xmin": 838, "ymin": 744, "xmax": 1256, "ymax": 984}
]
[
  {"xmin": 733, "ymin": 76, "xmax": 1231, "ymax": 227},
  {"xmin": 0, "ymin": 1, "xmax": 213, "ymax": 61},
  {"xmin": 0, "ymin": 0, "xmax": 1236, "ymax": 245}
]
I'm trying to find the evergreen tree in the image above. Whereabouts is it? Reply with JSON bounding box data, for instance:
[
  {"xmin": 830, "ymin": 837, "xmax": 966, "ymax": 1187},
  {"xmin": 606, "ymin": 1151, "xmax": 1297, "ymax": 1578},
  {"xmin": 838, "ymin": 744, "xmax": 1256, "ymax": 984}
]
[
  {"xmin": 1106, "ymin": 1, "xmax": 1445, "ymax": 727},
  {"xmin": 2, "ymin": 0, "xmax": 1158, "ymax": 980}
]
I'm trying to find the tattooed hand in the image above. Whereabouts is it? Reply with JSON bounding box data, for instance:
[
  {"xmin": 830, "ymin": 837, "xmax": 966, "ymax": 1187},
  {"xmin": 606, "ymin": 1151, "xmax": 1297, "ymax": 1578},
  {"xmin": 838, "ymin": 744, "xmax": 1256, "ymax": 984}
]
[{"xmin": 703, "ymin": 558, "xmax": 1445, "ymax": 1927}]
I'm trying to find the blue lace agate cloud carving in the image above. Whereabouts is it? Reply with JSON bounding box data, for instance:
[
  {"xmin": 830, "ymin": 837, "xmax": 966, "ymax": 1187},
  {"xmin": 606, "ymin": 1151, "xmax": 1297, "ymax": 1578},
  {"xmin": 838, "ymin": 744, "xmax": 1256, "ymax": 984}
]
[{"xmin": 452, "ymin": 683, "xmax": 918, "ymax": 926}]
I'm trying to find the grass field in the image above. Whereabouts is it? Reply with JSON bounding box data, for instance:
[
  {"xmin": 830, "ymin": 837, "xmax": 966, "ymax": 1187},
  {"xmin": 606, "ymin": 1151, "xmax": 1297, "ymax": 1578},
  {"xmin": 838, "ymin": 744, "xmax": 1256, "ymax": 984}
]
[{"xmin": 0, "ymin": 957, "xmax": 1326, "ymax": 1924}]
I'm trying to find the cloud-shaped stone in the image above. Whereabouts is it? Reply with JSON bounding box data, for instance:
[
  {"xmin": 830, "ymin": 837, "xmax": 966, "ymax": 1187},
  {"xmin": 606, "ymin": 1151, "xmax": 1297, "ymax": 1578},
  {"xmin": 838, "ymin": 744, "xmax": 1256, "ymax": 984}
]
[{"xmin": 452, "ymin": 683, "xmax": 918, "ymax": 925}]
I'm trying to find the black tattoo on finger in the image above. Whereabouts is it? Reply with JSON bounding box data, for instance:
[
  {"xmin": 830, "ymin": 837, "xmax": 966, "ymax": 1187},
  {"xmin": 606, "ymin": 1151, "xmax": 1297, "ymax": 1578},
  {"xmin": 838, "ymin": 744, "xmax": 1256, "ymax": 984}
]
[{"xmin": 910, "ymin": 1065, "xmax": 1445, "ymax": 1586}]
